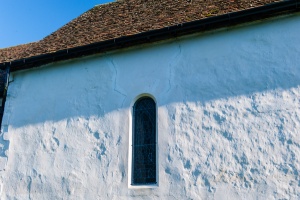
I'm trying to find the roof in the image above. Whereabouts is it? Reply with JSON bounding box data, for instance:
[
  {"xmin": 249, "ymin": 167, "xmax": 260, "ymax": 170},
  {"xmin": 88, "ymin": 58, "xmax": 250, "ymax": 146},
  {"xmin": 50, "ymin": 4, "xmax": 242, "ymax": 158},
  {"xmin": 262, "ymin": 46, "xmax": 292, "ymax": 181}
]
[{"xmin": 0, "ymin": 0, "xmax": 299, "ymax": 71}]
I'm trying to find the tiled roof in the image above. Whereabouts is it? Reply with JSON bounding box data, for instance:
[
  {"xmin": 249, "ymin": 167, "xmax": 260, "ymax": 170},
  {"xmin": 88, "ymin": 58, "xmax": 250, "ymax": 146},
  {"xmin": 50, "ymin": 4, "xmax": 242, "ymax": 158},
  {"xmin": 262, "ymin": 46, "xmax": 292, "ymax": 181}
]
[
  {"xmin": 0, "ymin": 0, "xmax": 285, "ymax": 63},
  {"xmin": 0, "ymin": 43, "xmax": 37, "ymax": 63}
]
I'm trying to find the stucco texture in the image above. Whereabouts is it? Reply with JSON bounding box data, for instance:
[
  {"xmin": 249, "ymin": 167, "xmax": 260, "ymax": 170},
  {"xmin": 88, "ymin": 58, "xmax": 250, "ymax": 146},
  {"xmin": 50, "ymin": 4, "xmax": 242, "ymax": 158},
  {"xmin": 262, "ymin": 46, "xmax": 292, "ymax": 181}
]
[{"xmin": 1, "ymin": 14, "xmax": 300, "ymax": 199}]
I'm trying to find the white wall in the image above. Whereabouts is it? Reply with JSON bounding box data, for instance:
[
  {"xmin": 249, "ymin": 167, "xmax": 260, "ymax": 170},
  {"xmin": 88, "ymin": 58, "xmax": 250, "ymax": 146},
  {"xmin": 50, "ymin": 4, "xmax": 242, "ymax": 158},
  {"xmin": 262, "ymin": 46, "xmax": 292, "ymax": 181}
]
[{"xmin": 1, "ymin": 14, "xmax": 300, "ymax": 199}]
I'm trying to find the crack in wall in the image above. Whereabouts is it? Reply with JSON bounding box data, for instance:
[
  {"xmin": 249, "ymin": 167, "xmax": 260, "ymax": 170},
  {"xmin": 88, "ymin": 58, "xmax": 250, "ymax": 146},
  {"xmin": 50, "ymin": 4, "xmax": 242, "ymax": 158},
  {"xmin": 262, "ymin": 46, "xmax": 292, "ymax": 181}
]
[
  {"xmin": 27, "ymin": 176, "xmax": 32, "ymax": 200},
  {"xmin": 166, "ymin": 42, "xmax": 182, "ymax": 94},
  {"xmin": 107, "ymin": 57, "xmax": 127, "ymax": 108}
]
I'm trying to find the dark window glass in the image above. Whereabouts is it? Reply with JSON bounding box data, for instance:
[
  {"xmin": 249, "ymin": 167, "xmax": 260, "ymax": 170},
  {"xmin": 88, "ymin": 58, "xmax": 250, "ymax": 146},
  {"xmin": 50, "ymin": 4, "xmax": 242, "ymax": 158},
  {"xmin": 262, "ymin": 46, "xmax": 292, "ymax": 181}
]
[{"xmin": 132, "ymin": 97, "xmax": 156, "ymax": 185}]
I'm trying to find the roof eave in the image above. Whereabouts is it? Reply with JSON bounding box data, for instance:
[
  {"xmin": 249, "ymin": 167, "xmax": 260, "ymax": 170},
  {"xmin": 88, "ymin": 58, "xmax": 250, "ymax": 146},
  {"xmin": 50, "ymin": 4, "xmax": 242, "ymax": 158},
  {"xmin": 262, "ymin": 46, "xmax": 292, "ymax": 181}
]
[{"xmin": 2, "ymin": 0, "xmax": 300, "ymax": 72}]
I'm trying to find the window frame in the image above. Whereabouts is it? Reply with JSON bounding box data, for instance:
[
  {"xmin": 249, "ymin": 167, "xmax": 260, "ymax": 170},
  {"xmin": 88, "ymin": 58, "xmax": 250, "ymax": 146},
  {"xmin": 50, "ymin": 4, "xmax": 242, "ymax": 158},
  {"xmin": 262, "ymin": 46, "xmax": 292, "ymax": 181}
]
[{"xmin": 128, "ymin": 94, "xmax": 158, "ymax": 189}]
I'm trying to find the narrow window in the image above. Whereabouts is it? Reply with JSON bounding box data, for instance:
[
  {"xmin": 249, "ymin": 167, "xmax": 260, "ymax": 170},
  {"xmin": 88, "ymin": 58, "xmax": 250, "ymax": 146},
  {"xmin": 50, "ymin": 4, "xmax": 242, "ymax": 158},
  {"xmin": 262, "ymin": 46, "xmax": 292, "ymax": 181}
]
[{"xmin": 132, "ymin": 97, "xmax": 156, "ymax": 185}]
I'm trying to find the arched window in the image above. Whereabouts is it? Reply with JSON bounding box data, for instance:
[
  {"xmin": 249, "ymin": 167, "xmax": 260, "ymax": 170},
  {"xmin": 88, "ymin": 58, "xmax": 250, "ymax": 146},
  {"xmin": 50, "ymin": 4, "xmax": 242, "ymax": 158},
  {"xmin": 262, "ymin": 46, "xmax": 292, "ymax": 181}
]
[{"xmin": 132, "ymin": 97, "xmax": 157, "ymax": 185}]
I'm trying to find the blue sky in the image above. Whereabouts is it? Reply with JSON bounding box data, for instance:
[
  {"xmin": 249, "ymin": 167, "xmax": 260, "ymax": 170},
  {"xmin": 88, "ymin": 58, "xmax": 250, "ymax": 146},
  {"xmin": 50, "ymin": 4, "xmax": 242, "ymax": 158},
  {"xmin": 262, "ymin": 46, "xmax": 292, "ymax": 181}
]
[{"xmin": 0, "ymin": 0, "xmax": 114, "ymax": 49}]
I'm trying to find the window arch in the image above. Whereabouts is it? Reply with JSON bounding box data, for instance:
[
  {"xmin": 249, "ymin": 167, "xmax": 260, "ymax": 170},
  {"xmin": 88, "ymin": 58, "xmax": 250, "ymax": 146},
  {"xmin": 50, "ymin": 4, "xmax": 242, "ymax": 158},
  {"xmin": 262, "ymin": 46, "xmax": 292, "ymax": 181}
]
[{"xmin": 132, "ymin": 96, "xmax": 157, "ymax": 185}]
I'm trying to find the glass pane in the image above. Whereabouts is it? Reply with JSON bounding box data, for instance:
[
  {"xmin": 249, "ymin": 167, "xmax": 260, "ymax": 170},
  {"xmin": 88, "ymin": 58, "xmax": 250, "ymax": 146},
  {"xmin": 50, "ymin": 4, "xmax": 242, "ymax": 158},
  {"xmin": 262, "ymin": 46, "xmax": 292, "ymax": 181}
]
[{"xmin": 133, "ymin": 97, "xmax": 156, "ymax": 184}]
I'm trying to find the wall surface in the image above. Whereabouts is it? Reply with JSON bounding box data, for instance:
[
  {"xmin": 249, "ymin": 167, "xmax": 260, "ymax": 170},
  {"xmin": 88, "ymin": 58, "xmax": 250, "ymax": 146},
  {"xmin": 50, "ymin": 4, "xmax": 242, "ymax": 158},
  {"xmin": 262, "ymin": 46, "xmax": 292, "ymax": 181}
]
[{"xmin": 0, "ymin": 14, "xmax": 300, "ymax": 199}]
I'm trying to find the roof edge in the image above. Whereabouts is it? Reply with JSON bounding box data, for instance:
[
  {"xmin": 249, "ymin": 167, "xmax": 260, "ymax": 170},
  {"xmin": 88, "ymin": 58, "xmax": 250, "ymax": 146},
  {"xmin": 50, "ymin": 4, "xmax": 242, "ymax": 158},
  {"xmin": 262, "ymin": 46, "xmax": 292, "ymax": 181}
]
[{"xmin": 2, "ymin": 0, "xmax": 300, "ymax": 72}]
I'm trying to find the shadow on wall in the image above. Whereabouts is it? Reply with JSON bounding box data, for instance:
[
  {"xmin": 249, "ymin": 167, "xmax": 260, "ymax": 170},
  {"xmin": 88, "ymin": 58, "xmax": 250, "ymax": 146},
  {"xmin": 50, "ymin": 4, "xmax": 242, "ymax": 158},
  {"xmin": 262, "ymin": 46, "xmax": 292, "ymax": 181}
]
[{"xmin": 4, "ymin": 14, "xmax": 300, "ymax": 128}]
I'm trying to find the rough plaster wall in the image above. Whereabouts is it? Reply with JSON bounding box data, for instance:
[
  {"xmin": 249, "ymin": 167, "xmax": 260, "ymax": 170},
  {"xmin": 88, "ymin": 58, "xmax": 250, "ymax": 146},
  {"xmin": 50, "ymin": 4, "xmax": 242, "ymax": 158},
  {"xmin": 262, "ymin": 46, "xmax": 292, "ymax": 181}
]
[{"xmin": 0, "ymin": 14, "xmax": 300, "ymax": 199}]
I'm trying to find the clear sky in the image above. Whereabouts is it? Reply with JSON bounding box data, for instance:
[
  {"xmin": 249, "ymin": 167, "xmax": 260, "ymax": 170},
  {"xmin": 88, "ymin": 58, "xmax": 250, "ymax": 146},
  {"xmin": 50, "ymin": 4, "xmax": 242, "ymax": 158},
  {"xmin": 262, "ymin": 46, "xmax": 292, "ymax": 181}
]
[{"xmin": 0, "ymin": 0, "xmax": 114, "ymax": 49}]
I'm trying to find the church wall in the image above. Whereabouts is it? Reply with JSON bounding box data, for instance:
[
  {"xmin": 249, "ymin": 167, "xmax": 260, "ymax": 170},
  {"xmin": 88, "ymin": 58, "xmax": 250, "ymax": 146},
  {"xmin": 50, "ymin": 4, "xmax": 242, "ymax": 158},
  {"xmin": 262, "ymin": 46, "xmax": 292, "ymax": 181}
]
[{"xmin": 1, "ymin": 14, "xmax": 300, "ymax": 199}]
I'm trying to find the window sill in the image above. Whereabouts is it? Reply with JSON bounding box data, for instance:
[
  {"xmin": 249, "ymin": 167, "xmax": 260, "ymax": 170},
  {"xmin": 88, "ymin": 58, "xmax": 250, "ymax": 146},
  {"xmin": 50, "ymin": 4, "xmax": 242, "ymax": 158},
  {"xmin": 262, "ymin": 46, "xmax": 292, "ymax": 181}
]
[{"xmin": 128, "ymin": 183, "xmax": 158, "ymax": 189}]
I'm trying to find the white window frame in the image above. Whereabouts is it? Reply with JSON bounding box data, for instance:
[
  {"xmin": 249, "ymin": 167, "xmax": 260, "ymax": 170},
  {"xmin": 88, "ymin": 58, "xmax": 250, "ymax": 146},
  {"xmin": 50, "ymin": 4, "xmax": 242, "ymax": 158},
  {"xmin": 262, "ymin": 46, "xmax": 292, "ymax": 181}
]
[{"xmin": 128, "ymin": 93, "xmax": 159, "ymax": 189}]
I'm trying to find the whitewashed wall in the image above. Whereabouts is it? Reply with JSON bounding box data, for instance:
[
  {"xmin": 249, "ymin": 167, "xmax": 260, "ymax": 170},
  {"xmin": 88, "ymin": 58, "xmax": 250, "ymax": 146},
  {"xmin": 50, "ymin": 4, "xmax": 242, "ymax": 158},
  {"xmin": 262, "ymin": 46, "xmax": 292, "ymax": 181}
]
[{"xmin": 1, "ymin": 14, "xmax": 300, "ymax": 199}]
